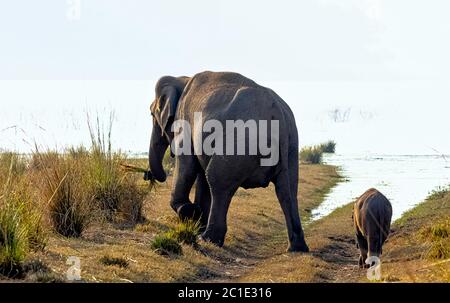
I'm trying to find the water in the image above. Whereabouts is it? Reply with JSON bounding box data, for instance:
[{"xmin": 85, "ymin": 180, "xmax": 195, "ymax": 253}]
[{"xmin": 311, "ymin": 154, "xmax": 450, "ymax": 221}]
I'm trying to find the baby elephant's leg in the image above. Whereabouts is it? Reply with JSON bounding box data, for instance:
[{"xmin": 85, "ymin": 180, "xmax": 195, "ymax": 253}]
[{"xmin": 356, "ymin": 232, "xmax": 369, "ymax": 268}]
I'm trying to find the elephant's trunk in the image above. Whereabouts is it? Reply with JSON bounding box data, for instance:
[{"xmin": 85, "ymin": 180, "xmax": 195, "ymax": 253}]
[{"xmin": 148, "ymin": 125, "xmax": 169, "ymax": 183}]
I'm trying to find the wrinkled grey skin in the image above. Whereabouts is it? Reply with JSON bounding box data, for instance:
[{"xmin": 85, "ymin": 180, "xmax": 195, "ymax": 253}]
[
  {"xmin": 353, "ymin": 188, "xmax": 392, "ymax": 268},
  {"xmin": 147, "ymin": 71, "xmax": 309, "ymax": 252}
]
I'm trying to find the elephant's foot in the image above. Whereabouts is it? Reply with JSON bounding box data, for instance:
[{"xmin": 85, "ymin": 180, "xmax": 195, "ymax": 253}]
[
  {"xmin": 358, "ymin": 255, "xmax": 370, "ymax": 268},
  {"xmin": 199, "ymin": 229, "xmax": 226, "ymax": 247},
  {"xmin": 287, "ymin": 243, "xmax": 309, "ymax": 253},
  {"xmin": 287, "ymin": 237, "xmax": 309, "ymax": 253},
  {"xmin": 176, "ymin": 204, "xmax": 202, "ymax": 222}
]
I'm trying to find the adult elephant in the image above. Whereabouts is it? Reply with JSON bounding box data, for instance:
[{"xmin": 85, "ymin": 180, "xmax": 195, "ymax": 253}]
[{"xmin": 146, "ymin": 71, "xmax": 309, "ymax": 252}]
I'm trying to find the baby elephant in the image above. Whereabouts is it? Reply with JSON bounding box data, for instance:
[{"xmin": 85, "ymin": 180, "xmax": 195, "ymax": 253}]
[{"xmin": 353, "ymin": 188, "xmax": 392, "ymax": 268}]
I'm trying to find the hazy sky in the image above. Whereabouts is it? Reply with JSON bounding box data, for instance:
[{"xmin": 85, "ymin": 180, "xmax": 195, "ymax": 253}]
[{"xmin": 1, "ymin": 0, "xmax": 449, "ymax": 154}]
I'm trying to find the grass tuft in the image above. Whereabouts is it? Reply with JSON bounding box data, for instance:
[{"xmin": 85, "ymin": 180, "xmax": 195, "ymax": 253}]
[
  {"xmin": 31, "ymin": 114, "xmax": 148, "ymax": 237},
  {"xmin": 300, "ymin": 146, "xmax": 323, "ymax": 164},
  {"xmin": 99, "ymin": 256, "xmax": 129, "ymax": 268},
  {"xmin": 151, "ymin": 233, "xmax": 183, "ymax": 256},
  {"xmin": 36, "ymin": 151, "xmax": 94, "ymax": 238},
  {"xmin": 1, "ymin": 114, "xmax": 149, "ymax": 243},
  {"xmin": 86, "ymin": 114, "xmax": 146, "ymax": 224},
  {"xmin": 318, "ymin": 140, "xmax": 337, "ymax": 153},
  {"xmin": 168, "ymin": 219, "xmax": 201, "ymax": 245},
  {"xmin": 23, "ymin": 259, "xmax": 64, "ymax": 283},
  {"xmin": 420, "ymin": 220, "xmax": 450, "ymax": 260},
  {"xmin": 427, "ymin": 186, "xmax": 450, "ymax": 200}
]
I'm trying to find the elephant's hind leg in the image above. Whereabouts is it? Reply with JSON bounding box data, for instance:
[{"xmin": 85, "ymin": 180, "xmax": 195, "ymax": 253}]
[
  {"xmin": 200, "ymin": 189, "xmax": 234, "ymax": 247},
  {"xmin": 194, "ymin": 172, "xmax": 211, "ymax": 230},
  {"xmin": 274, "ymin": 170, "xmax": 309, "ymax": 252},
  {"xmin": 356, "ymin": 231, "xmax": 369, "ymax": 268},
  {"xmin": 200, "ymin": 162, "xmax": 239, "ymax": 247}
]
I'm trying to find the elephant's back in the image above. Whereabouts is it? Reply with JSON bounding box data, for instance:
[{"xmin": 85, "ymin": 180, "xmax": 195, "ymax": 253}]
[
  {"xmin": 189, "ymin": 71, "xmax": 259, "ymax": 91},
  {"xmin": 180, "ymin": 71, "xmax": 290, "ymax": 120},
  {"xmin": 354, "ymin": 189, "xmax": 393, "ymax": 236}
]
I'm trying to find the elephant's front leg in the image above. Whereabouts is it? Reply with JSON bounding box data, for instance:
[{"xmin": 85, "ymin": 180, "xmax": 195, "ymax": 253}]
[{"xmin": 170, "ymin": 156, "xmax": 202, "ymax": 221}]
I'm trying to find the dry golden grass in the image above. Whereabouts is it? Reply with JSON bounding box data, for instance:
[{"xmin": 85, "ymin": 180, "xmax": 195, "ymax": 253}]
[
  {"xmin": 1, "ymin": 164, "xmax": 339, "ymax": 282},
  {"xmin": 0, "ymin": 145, "xmax": 148, "ymax": 280},
  {"xmin": 3, "ymin": 146, "xmax": 448, "ymax": 283},
  {"xmin": 0, "ymin": 153, "xmax": 47, "ymax": 277},
  {"xmin": 381, "ymin": 188, "xmax": 450, "ymax": 282}
]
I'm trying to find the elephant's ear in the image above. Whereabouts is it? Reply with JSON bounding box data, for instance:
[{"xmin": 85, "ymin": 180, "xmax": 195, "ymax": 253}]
[{"xmin": 156, "ymin": 86, "xmax": 178, "ymax": 136}]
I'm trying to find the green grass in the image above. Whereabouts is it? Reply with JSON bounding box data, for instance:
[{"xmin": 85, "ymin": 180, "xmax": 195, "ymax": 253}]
[
  {"xmin": 427, "ymin": 221, "xmax": 450, "ymax": 239},
  {"xmin": 427, "ymin": 186, "xmax": 450, "ymax": 200},
  {"xmin": 0, "ymin": 155, "xmax": 46, "ymax": 277},
  {"xmin": 395, "ymin": 186, "xmax": 450, "ymax": 227},
  {"xmin": 167, "ymin": 219, "xmax": 201, "ymax": 245},
  {"xmin": 421, "ymin": 220, "xmax": 450, "ymax": 260},
  {"xmin": 300, "ymin": 141, "xmax": 337, "ymax": 164},
  {"xmin": 35, "ymin": 151, "xmax": 94, "ymax": 238},
  {"xmin": 149, "ymin": 219, "xmax": 200, "ymax": 257},
  {"xmin": 86, "ymin": 115, "xmax": 146, "ymax": 224},
  {"xmin": 0, "ymin": 201, "xmax": 28, "ymax": 277},
  {"xmin": 151, "ymin": 233, "xmax": 183, "ymax": 256},
  {"xmin": 33, "ymin": 115, "xmax": 147, "ymax": 237},
  {"xmin": 424, "ymin": 239, "xmax": 449, "ymax": 260},
  {"xmin": 99, "ymin": 256, "xmax": 129, "ymax": 268},
  {"xmin": 393, "ymin": 186, "xmax": 450, "ymax": 261},
  {"xmin": 300, "ymin": 146, "xmax": 323, "ymax": 164},
  {"xmin": 318, "ymin": 140, "xmax": 336, "ymax": 153},
  {"xmin": 0, "ymin": 134, "xmax": 151, "ymax": 277},
  {"xmin": 0, "ymin": 114, "xmax": 149, "ymax": 242}
]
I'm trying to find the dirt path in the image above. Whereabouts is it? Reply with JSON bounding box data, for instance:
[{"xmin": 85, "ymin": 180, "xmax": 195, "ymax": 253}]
[
  {"xmin": 233, "ymin": 187, "xmax": 450, "ymax": 283},
  {"xmin": 196, "ymin": 164, "xmax": 346, "ymax": 282},
  {"xmin": 304, "ymin": 204, "xmax": 365, "ymax": 282},
  {"xmin": 215, "ymin": 186, "xmax": 450, "ymax": 283},
  {"xmin": 199, "ymin": 165, "xmax": 369, "ymax": 283},
  {"xmin": 228, "ymin": 201, "xmax": 366, "ymax": 282}
]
